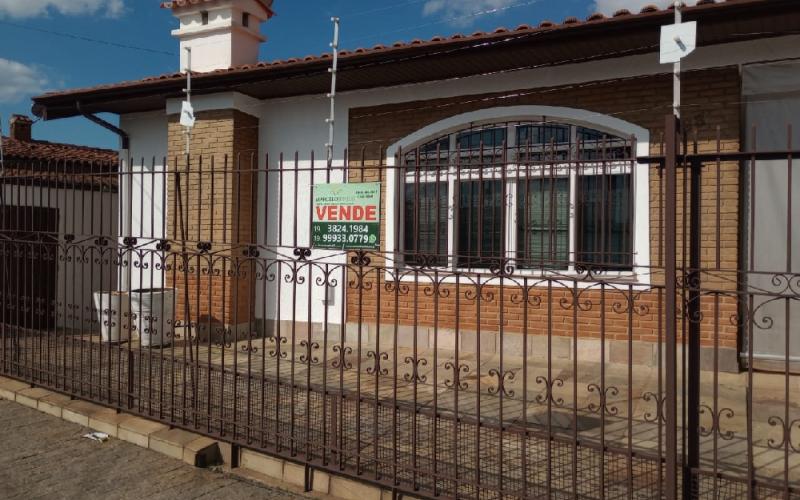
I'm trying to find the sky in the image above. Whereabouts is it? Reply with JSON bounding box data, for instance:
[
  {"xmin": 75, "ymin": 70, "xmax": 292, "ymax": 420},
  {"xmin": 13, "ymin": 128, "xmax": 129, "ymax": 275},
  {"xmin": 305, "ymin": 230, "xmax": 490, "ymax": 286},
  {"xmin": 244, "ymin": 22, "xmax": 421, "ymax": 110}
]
[{"xmin": 0, "ymin": 0, "xmax": 695, "ymax": 150}]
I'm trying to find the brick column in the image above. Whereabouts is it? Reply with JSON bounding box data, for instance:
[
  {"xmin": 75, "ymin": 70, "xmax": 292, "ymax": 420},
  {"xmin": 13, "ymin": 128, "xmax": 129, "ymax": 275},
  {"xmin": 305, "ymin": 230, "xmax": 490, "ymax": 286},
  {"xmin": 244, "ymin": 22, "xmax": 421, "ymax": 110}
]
[{"xmin": 166, "ymin": 109, "xmax": 259, "ymax": 339}]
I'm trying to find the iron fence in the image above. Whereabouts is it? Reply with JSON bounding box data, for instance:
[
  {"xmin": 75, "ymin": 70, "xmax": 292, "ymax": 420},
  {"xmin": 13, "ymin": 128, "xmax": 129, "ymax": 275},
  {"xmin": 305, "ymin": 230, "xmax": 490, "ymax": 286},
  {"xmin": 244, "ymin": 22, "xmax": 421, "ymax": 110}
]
[{"xmin": 1, "ymin": 118, "xmax": 798, "ymax": 499}]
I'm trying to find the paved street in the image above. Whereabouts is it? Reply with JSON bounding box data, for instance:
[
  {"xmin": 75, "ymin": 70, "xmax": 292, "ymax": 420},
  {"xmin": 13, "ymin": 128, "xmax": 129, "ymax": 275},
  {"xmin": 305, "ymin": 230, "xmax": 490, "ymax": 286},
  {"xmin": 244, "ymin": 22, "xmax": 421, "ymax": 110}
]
[{"xmin": 0, "ymin": 398, "xmax": 307, "ymax": 500}]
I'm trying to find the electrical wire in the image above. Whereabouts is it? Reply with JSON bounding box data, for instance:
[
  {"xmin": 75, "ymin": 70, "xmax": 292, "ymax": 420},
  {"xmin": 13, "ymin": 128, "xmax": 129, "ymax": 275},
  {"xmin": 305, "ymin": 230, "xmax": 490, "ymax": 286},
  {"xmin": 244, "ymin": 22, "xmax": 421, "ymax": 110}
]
[{"xmin": 0, "ymin": 20, "xmax": 175, "ymax": 56}]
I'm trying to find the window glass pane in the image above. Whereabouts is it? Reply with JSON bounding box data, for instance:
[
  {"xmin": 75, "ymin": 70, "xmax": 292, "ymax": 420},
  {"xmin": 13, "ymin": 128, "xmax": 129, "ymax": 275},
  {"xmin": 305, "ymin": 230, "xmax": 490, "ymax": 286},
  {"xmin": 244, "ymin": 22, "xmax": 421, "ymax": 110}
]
[
  {"xmin": 457, "ymin": 180, "xmax": 504, "ymax": 268},
  {"xmin": 516, "ymin": 124, "xmax": 571, "ymax": 162},
  {"xmin": 577, "ymin": 174, "xmax": 633, "ymax": 269},
  {"xmin": 404, "ymin": 181, "xmax": 449, "ymax": 266},
  {"xmin": 577, "ymin": 127, "xmax": 631, "ymax": 161},
  {"xmin": 516, "ymin": 177, "xmax": 570, "ymax": 269},
  {"xmin": 456, "ymin": 127, "xmax": 507, "ymax": 165},
  {"xmin": 405, "ymin": 137, "xmax": 449, "ymax": 171}
]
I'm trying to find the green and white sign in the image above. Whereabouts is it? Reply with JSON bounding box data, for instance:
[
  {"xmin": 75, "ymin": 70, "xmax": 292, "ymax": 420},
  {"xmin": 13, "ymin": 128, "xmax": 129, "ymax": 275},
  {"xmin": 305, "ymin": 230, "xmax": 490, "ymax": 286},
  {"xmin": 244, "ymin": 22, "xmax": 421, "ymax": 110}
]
[{"xmin": 312, "ymin": 182, "xmax": 380, "ymax": 250}]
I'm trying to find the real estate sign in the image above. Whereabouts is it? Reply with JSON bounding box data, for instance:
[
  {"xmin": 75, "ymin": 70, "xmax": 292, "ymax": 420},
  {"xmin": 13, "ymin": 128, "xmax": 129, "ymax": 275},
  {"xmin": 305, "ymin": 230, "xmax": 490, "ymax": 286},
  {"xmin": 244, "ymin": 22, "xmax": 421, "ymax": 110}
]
[{"xmin": 312, "ymin": 182, "xmax": 380, "ymax": 250}]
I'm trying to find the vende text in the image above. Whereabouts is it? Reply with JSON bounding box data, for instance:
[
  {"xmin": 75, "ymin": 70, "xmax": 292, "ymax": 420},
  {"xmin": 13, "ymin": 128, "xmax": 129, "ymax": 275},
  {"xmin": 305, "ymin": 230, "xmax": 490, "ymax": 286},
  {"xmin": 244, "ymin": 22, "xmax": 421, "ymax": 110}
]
[{"xmin": 315, "ymin": 205, "xmax": 378, "ymax": 222}]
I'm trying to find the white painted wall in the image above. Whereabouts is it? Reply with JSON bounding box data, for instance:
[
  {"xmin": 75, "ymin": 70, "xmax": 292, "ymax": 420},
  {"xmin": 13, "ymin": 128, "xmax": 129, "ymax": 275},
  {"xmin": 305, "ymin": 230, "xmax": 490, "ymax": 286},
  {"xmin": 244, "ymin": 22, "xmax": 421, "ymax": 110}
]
[
  {"xmin": 171, "ymin": 0, "xmax": 269, "ymax": 72},
  {"xmin": 120, "ymin": 111, "xmax": 168, "ymax": 292},
  {"xmin": 118, "ymin": 35, "xmax": 800, "ymax": 328}
]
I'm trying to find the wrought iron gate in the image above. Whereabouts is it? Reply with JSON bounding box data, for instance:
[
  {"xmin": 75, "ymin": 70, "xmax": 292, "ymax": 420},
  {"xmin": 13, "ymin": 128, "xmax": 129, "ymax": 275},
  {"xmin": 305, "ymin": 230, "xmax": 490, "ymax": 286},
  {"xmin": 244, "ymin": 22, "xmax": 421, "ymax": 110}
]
[{"xmin": 1, "ymin": 116, "xmax": 798, "ymax": 499}]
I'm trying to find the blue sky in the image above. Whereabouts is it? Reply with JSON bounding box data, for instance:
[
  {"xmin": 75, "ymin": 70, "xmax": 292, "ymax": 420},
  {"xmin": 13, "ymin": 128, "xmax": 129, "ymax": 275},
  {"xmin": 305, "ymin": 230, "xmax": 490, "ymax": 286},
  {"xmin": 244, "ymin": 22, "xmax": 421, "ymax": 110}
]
[{"xmin": 0, "ymin": 0, "xmax": 675, "ymax": 149}]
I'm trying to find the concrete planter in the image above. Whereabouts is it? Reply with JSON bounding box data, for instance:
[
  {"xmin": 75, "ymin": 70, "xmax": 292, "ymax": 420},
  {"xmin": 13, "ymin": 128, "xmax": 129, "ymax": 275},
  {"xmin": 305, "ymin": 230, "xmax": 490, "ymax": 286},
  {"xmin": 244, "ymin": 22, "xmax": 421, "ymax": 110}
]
[
  {"xmin": 131, "ymin": 288, "xmax": 175, "ymax": 347},
  {"xmin": 93, "ymin": 291, "xmax": 132, "ymax": 344}
]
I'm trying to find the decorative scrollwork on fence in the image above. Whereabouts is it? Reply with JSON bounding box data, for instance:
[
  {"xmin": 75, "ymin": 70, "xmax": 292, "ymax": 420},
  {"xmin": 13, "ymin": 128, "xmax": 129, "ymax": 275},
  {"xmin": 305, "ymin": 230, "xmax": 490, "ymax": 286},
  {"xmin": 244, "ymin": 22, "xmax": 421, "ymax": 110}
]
[
  {"xmin": 767, "ymin": 416, "xmax": 800, "ymax": 452},
  {"xmin": 284, "ymin": 265, "xmax": 306, "ymax": 285},
  {"xmin": 489, "ymin": 258, "xmax": 516, "ymax": 279},
  {"xmin": 423, "ymin": 277, "xmax": 451, "ymax": 299},
  {"xmin": 558, "ymin": 289, "xmax": 594, "ymax": 313},
  {"xmin": 487, "ymin": 368, "xmax": 516, "ymax": 398},
  {"xmin": 535, "ymin": 376, "xmax": 565, "ymax": 406},
  {"xmin": 268, "ymin": 335, "xmax": 288, "ymax": 360},
  {"xmin": 384, "ymin": 280, "xmax": 409, "ymax": 296},
  {"xmin": 332, "ymin": 345, "xmax": 353, "ymax": 370},
  {"xmin": 510, "ymin": 284, "xmax": 543, "ymax": 308},
  {"xmin": 587, "ymin": 383, "xmax": 619, "ymax": 416},
  {"xmin": 366, "ymin": 350, "xmax": 389, "ymax": 376},
  {"xmin": 464, "ymin": 282, "xmax": 495, "ymax": 303},
  {"xmin": 351, "ymin": 251, "xmax": 371, "ymax": 267},
  {"xmin": 699, "ymin": 404, "xmax": 735, "ymax": 440},
  {"xmin": 315, "ymin": 267, "xmax": 339, "ymax": 288},
  {"xmin": 444, "ymin": 361, "xmax": 470, "ymax": 391},
  {"xmin": 407, "ymin": 253, "xmax": 439, "ymax": 270},
  {"xmin": 642, "ymin": 391, "xmax": 666, "ymax": 424},
  {"xmin": 573, "ymin": 264, "xmax": 608, "ymax": 281},
  {"xmin": 240, "ymin": 343, "xmax": 258, "ymax": 353},
  {"xmin": 294, "ymin": 247, "xmax": 311, "ymax": 261},
  {"xmin": 299, "ymin": 340, "xmax": 320, "ymax": 364},
  {"xmin": 403, "ymin": 356, "xmax": 428, "ymax": 383}
]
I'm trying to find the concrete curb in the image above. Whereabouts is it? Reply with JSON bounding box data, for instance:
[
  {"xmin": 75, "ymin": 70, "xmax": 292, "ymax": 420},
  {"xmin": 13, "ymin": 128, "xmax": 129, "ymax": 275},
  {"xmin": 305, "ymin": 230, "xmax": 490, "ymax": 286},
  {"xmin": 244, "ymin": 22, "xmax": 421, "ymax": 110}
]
[{"xmin": 0, "ymin": 376, "xmax": 423, "ymax": 500}]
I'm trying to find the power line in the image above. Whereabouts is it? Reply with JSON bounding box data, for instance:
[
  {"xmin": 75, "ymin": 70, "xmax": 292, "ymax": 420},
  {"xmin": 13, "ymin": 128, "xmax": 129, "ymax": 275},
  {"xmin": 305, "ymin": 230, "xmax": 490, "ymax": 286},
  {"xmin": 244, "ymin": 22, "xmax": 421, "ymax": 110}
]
[{"xmin": 0, "ymin": 20, "xmax": 175, "ymax": 56}]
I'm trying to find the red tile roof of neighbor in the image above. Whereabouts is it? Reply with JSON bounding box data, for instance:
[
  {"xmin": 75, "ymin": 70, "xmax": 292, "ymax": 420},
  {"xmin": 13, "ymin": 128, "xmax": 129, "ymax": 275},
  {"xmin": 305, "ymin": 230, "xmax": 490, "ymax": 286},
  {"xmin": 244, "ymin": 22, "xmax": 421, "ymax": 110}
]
[
  {"xmin": 2, "ymin": 136, "xmax": 118, "ymax": 165},
  {"xmin": 31, "ymin": 0, "xmax": 800, "ymax": 119}
]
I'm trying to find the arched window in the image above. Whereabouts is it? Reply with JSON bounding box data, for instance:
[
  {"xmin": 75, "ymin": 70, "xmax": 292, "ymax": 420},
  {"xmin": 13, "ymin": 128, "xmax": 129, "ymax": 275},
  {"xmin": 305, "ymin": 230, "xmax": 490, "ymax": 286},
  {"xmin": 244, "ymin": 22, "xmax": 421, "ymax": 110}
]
[{"xmin": 399, "ymin": 119, "xmax": 637, "ymax": 273}]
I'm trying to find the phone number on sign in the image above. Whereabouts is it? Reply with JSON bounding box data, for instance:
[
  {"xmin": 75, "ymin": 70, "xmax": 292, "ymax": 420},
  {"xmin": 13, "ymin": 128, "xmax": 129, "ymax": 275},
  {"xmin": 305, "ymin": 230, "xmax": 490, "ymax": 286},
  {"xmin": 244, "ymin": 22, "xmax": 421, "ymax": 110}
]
[
  {"xmin": 319, "ymin": 233, "xmax": 375, "ymax": 245},
  {"xmin": 326, "ymin": 224, "xmax": 371, "ymax": 234}
]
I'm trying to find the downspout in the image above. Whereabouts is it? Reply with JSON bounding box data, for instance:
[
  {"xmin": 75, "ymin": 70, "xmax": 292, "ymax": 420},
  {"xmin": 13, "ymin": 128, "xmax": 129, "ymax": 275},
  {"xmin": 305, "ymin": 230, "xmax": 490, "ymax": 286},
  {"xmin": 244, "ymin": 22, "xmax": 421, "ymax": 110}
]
[
  {"xmin": 76, "ymin": 102, "xmax": 133, "ymax": 294},
  {"xmin": 77, "ymin": 103, "xmax": 130, "ymax": 149}
]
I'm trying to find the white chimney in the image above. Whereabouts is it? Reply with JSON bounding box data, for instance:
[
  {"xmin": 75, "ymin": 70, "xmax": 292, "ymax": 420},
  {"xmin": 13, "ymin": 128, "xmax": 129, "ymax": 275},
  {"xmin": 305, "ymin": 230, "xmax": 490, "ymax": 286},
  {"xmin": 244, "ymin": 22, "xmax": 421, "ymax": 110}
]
[{"xmin": 163, "ymin": 0, "xmax": 275, "ymax": 73}]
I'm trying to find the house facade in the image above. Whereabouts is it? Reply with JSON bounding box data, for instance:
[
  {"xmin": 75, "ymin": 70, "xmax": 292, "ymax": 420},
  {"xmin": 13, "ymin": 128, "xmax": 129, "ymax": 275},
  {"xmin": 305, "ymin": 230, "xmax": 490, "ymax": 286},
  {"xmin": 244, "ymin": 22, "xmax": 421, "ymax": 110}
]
[
  {"xmin": 1, "ymin": 115, "xmax": 119, "ymax": 331},
  {"xmin": 30, "ymin": 0, "xmax": 800, "ymax": 371}
]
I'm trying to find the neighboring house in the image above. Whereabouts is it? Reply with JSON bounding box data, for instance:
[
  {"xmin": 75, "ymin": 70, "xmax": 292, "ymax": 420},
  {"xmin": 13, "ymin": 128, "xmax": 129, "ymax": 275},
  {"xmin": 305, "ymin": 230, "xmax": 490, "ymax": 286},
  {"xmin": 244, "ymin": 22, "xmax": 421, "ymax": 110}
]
[
  {"xmin": 1, "ymin": 114, "xmax": 118, "ymax": 331},
  {"xmin": 29, "ymin": 0, "xmax": 800, "ymax": 371}
]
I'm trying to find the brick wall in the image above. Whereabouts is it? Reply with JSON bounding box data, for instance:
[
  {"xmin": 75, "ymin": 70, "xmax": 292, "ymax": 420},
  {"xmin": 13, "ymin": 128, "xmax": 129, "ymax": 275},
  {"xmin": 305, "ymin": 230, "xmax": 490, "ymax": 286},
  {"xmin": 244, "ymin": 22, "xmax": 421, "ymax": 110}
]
[
  {"xmin": 166, "ymin": 109, "xmax": 259, "ymax": 330},
  {"xmin": 346, "ymin": 68, "xmax": 743, "ymax": 351}
]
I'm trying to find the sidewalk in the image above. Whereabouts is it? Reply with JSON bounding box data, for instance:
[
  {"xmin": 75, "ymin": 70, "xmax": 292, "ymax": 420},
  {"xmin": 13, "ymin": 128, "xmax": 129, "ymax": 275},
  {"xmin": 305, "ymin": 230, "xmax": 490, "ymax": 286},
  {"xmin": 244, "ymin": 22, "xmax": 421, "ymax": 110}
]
[{"xmin": 0, "ymin": 398, "xmax": 307, "ymax": 500}]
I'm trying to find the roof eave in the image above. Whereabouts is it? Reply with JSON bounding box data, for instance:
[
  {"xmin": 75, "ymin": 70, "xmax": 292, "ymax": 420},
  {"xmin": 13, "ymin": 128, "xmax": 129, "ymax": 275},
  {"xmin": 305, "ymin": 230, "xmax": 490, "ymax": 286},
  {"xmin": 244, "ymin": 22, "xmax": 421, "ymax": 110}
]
[{"xmin": 31, "ymin": 0, "xmax": 800, "ymax": 120}]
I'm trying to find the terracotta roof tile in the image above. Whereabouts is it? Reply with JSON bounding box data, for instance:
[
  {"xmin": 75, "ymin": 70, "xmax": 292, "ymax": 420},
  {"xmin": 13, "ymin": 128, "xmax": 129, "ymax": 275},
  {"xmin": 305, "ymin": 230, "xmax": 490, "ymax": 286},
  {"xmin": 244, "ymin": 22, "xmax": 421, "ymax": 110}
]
[
  {"xmin": 1, "ymin": 137, "xmax": 118, "ymax": 190},
  {"xmin": 1, "ymin": 137, "xmax": 118, "ymax": 165}
]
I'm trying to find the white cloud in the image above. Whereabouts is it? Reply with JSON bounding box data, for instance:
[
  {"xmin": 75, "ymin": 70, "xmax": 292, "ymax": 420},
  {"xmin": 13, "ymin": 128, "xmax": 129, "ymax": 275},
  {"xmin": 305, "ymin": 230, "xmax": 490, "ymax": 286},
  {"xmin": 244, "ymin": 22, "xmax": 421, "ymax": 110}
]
[
  {"xmin": 0, "ymin": 58, "xmax": 48, "ymax": 103},
  {"xmin": 592, "ymin": 0, "xmax": 700, "ymax": 15},
  {"xmin": 422, "ymin": 0, "xmax": 518, "ymax": 27},
  {"xmin": 0, "ymin": 0, "xmax": 124, "ymax": 18}
]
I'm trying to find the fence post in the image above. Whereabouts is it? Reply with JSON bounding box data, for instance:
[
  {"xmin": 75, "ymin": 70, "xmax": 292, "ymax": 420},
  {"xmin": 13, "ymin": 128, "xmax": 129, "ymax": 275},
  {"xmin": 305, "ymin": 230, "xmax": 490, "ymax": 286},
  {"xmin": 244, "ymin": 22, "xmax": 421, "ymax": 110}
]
[
  {"xmin": 683, "ymin": 153, "xmax": 702, "ymax": 497},
  {"xmin": 664, "ymin": 114, "xmax": 680, "ymax": 500}
]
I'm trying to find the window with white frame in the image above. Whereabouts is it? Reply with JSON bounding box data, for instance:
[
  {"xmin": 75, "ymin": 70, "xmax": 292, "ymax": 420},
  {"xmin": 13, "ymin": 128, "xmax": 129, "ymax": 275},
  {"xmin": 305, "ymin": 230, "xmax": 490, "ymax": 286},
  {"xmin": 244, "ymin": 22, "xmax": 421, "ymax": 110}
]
[{"xmin": 400, "ymin": 121, "xmax": 636, "ymax": 273}]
